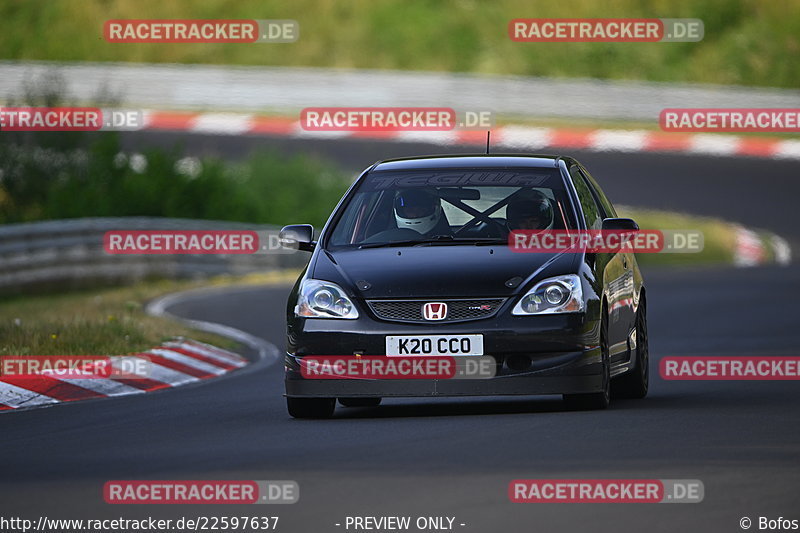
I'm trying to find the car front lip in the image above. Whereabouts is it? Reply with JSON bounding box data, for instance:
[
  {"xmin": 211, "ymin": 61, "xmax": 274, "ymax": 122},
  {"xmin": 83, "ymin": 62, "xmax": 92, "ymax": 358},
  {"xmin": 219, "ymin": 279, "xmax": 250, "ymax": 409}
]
[
  {"xmin": 285, "ymin": 311, "xmax": 604, "ymax": 398},
  {"xmin": 285, "ymin": 370, "xmax": 604, "ymax": 398}
]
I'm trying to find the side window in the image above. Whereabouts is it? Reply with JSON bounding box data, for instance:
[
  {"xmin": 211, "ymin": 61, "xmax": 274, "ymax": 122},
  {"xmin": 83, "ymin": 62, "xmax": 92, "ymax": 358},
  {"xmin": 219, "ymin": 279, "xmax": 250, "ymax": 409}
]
[
  {"xmin": 579, "ymin": 165, "xmax": 617, "ymax": 218},
  {"xmin": 570, "ymin": 167, "xmax": 602, "ymax": 230}
]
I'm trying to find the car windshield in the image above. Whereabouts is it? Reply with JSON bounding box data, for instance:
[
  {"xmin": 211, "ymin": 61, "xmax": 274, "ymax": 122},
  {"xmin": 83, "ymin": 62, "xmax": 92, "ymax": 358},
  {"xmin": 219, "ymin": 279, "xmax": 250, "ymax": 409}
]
[{"xmin": 326, "ymin": 167, "xmax": 578, "ymax": 248}]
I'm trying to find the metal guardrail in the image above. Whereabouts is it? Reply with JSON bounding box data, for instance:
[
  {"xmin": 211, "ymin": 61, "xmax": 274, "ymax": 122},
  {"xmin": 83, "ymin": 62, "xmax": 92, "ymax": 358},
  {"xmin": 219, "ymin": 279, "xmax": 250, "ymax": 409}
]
[{"xmin": 0, "ymin": 217, "xmax": 308, "ymax": 293}]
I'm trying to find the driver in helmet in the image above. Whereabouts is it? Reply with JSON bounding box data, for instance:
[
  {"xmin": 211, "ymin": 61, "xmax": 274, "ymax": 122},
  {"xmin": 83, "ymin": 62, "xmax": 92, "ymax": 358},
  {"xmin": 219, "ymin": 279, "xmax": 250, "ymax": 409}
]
[
  {"xmin": 394, "ymin": 189, "xmax": 450, "ymax": 236},
  {"xmin": 506, "ymin": 190, "xmax": 554, "ymax": 231}
]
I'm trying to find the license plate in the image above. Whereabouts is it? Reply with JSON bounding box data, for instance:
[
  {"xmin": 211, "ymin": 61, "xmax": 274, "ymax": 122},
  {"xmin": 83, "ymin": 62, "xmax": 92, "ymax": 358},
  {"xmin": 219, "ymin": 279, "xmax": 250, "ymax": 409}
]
[{"xmin": 385, "ymin": 335, "xmax": 483, "ymax": 356}]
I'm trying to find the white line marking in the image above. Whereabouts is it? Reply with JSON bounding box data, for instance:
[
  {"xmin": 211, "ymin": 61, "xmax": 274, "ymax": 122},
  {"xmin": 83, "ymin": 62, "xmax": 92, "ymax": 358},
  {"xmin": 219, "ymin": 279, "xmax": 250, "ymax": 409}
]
[
  {"xmin": 52, "ymin": 378, "xmax": 144, "ymax": 397},
  {"xmin": 591, "ymin": 129, "xmax": 647, "ymax": 152},
  {"xmin": 183, "ymin": 339, "xmax": 244, "ymax": 358},
  {"xmin": 148, "ymin": 348, "xmax": 227, "ymax": 375},
  {"xmin": 774, "ymin": 140, "xmax": 800, "ymax": 160},
  {"xmin": 292, "ymin": 122, "xmax": 353, "ymax": 139},
  {"xmin": 140, "ymin": 110, "xmax": 157, "ymax": 128},
  {"xmin": 147, "ymin": 287, "xmax": 280, "ymax": 364},
  {"xmin": 394, "ymin": 130, "xmax": 456, "ymax": 144},
  {"xmin": 111, "ymin": 356, "xmax": 198, "ymax": 386},
  {"xmin": 688, "ymin": 134, "xmax": 741, "ymax": 156},
  {"xmin": 770, "ymin": 235, "xmax": 792, "ymax": 265},
  {"xmin": 162, "ymin": 342, "xmax": 246, "ymax": 367},
  {"xmin": 191, "ymin": 113, "xmax": 254, "ymax": 135},
  {"xmin": 495, "ymin": 126, "xmax": 553, "ymax": 149},
  {"xmin": 0, "ymin": 381, "xmax": 59, "ymax": 408},
  {"xmin": 733, "ymin": 226, "xmax": 766, "ymax": 267}
]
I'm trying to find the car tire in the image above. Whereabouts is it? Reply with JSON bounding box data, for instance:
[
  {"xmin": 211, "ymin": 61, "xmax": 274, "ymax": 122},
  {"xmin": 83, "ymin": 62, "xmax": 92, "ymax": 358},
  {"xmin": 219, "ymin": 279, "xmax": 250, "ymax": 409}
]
[
  {"xmin": 612, "ymin": 298, "xmax": 649, "ymax": 399},
  {"xmin": 338, "ymin": 397, "xmax": 382, "ymax": 407},
  {"xmin": 563, "ymin": 308, "xmax": 611, "ymax": 410},
  {"xmin": 287, "ymin": 397, "xmax": 336, "ymax": 419}
]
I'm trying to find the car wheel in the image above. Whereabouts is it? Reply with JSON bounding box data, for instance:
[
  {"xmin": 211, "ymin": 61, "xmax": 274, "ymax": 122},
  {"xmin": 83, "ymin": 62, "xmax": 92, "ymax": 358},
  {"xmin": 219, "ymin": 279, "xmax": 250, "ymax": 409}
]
[
  {"xmin": 612, "ymin": 299, "xmax": 649, "ymax": 399},
  {"xmin": 338, "ymin": 397, "xmax": 382, "ymax": 407},
  {"xmin": 287, "ymin": 397, "xmax": 336, "ymax": 419},
  {"xmin": 564, "ymin": 308, "xmax": 611, "ymax": 410}
]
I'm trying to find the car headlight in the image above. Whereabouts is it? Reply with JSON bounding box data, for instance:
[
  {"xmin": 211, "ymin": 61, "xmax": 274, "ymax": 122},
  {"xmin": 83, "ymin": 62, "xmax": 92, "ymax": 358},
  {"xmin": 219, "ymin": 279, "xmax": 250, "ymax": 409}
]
[
  {"xmin": 295, "ymin": 279, "xmax": 359, "ymax": 319},
  {"xmin": 512, "ymin": 274, "xmax": 584, "ymax": 315}
]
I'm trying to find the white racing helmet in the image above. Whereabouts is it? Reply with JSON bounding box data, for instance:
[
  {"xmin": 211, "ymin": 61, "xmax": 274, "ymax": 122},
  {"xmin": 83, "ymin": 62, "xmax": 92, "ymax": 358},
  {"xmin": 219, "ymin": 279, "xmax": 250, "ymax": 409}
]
[{"xmin": 394, "ymin": 189, "xmax": 442, "ymax": 234}]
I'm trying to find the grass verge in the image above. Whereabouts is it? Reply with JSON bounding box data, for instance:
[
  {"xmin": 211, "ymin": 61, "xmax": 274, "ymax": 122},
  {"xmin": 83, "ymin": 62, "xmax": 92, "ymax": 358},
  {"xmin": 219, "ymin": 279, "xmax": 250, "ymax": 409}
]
[
  {"xmin": 2, "ymin": 0, "xmax": 799, "ymax": 89},
  {"xmin": 621, "ymin": 206, "xmax": 743, "ymax": 267},
  {"xmin": 0, "ymin": 269, "xmax": 301, "ymax": 356}
]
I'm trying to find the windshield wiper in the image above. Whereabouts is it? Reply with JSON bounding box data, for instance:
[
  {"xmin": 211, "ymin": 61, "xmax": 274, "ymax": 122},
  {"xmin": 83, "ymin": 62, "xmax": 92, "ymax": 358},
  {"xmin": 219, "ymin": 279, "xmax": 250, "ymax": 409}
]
[
  {"xmin": 358, "ymin": 235, "xmax": 507, "ymax": 249},
  {"xmin": 465, "ymin": 237, "xmax": 509, "ymax": 245},
  {"xmin": 358, "ymin": 235, "xmax": 453, "ymax": 249}
]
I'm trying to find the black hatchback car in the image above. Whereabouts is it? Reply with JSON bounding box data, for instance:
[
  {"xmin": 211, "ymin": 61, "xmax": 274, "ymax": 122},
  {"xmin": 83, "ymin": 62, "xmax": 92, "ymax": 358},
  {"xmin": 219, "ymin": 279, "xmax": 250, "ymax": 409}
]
[{"xmin": 281, "ymin": 155, "xmax": 648, "ymax": 418}]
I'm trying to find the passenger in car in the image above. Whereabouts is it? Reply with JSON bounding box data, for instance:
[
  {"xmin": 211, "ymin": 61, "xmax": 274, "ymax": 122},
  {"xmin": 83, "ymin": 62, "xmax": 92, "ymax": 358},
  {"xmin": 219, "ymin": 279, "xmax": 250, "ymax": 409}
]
[{"xmin": 506, "ymin": 190, "xmax": 554, "ymax": 231}]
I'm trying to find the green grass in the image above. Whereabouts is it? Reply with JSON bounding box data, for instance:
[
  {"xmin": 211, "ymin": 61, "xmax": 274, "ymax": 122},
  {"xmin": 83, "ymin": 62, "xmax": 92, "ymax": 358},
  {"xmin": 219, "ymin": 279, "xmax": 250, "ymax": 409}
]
[
  {"xmin": 1, "ymin": 0, "xmax": 798, "ymax": 88},
  {"xmin": 620, "ymin": 206, "xmax": 742, "ymax": 266},
  {"xmin": 0, "ymin": 270, "xmax": 300, "ymax": 356}
]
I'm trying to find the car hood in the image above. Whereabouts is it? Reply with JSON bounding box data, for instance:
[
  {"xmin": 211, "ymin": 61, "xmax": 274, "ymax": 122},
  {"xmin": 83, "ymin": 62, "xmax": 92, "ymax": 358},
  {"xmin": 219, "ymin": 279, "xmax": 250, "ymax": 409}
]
[{"xmin": 312, "ymin": 245, "xmax": 579, "ymax": 299}]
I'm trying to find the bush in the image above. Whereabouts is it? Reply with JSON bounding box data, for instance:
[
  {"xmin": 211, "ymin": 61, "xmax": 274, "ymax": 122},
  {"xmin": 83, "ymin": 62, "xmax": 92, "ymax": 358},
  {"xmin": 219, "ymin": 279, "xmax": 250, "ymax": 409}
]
[{"xmin": 0, "ymin": 132, "xmax": 352, "ymax": 228}]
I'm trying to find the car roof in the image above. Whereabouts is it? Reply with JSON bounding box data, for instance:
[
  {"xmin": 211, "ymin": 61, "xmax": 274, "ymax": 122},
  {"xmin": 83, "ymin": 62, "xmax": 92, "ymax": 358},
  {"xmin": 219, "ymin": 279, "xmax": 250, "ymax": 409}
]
[{"xmin": 371, "ymin": 154, "xmax": 574, "ymax": 172}]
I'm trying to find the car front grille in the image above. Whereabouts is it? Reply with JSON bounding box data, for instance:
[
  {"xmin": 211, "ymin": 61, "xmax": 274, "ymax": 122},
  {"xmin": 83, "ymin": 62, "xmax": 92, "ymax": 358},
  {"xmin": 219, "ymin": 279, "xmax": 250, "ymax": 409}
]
[{"xmin": 366, "ymin": 298, "xmax": 506, "ymax": 324}]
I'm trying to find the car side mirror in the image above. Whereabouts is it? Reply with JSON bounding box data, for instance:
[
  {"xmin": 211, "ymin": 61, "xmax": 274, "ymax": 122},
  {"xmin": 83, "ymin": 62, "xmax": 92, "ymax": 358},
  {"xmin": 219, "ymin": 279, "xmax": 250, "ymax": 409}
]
[
  {"xmin": 601, "ymin": 218, "xmax": 639, "ymax": 232},
  {"xmin": 279, "ymin": 224, "xmax": 316, "ymax": 252}
]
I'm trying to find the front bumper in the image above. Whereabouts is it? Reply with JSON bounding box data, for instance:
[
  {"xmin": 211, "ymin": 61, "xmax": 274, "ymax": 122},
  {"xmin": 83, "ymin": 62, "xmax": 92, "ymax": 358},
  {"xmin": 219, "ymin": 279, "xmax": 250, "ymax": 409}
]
[
  {"xmin": 286, "ymin": 355, "xmax": 602, "ymax": 397},
  {"xmin": 285, "ymin": 312, "xmax": 602, "ymax": 398}
]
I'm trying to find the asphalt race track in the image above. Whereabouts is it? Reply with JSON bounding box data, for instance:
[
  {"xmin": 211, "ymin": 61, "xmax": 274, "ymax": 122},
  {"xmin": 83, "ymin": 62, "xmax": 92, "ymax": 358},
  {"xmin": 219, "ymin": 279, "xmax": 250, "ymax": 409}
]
[{"xmin": 1, "ymin": 136, "xmax": 799, "ymax": 532}]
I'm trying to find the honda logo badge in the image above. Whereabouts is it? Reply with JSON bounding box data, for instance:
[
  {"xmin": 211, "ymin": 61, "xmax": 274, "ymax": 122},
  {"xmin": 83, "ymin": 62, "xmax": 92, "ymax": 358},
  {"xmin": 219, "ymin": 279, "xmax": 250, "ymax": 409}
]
[{"xmin": 422, "ymin": 302, "xmax": 448, "ymax": 321}]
